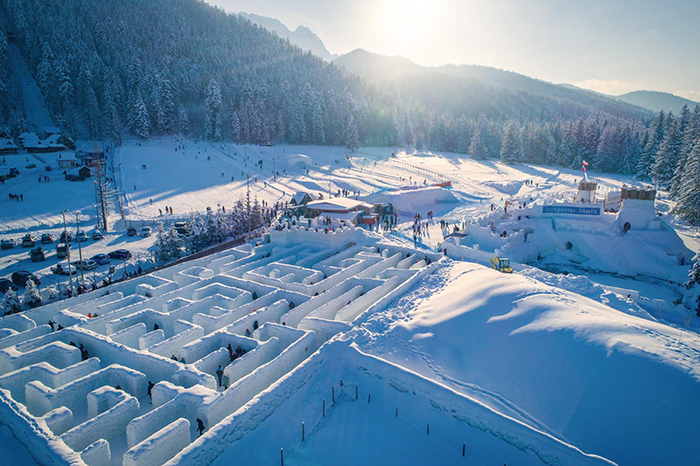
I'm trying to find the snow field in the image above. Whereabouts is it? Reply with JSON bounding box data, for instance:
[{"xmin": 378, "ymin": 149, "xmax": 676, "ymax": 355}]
[{"xmin": 355, "ymin": 261, "xmax": 700, "ymax": 465}]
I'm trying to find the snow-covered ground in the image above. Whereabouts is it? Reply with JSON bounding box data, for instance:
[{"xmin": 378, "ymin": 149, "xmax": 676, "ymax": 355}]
[{"xmin": 1, "ymin": 139, "xmax": 699, "ymax": 465}]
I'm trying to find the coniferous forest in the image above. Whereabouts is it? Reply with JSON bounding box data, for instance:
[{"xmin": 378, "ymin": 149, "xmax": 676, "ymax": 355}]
[{"xmin": 1, "ymin": 0, "xmax": 699, "ymax": 223}]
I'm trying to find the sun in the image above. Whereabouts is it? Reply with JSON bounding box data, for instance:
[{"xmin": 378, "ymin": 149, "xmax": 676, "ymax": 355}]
[{"xmin": 374, "ymin": 0, "xmax": 440, "ymax": 51}]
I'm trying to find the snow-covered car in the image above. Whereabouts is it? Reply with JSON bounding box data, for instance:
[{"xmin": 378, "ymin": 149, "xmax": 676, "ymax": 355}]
[
  {"xmin": 108, "ymin": 249, "xmax": 132, "ymax": 260},
  {"xmin": 0, "ymin": 278, "xmax": 18, "ymax": 293},
  {"xmin": 30, "ymin": 247, "xmax": 46, "ymax": 262},
  {"xmin": 74, "ymin": 260, "xmax": 98, "ymax": 271},
  {"xmin": 127, "ymin": 227, "xmax": 138, "ymax": 237},
  {"xmin": 40, "ymin": 233, "xmax": 53, "ymax": 244},
  {"xmin": 140, "ymin": 226, "xmax": 152, "ymax": 237},
  {"xmin": 92, "ymin": 230, "xmax": 104, "ymax": 240},
  {"xmin": 11, "ymin": 270, "xmax": 40, "ymax": 287},
  {"xmin": 56, "ymin": 243, "xmax": 70, "ymax": 259},
  {"xmin": 0, "ymin": 239, "xmax": 16, "ymax": 250},
  {"xmin": 51, "ymin": 264, "xmax": 76, "ymax": 276},
  {"xmin": 174, "ymin": 221, "xmax": 189, "ymax": 236},
  {"xmin": 21, "ymin": 234, "xmax": 35, "ymax": 248},
  {"xmin": 90, "ymin": 254, "xmax": 110, "ymax": 265},
  {"xmin": 75, "ymin": 231, "xmax": 89, "ymax": 242}
]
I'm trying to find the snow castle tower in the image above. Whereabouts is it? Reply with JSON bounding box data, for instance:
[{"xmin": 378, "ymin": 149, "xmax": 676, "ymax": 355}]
[
  {"xmin": 576, "ymin": 181, "xmax": 597, "ymax": 203},
  {"xmin": 615, "ymin": 186, "xmax": 656, "ymax": 232}
]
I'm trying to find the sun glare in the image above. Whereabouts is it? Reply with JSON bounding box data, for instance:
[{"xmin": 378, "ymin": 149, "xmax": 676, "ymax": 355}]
[{"xmin": 374, "ymin": 0, "xmax": 440, "ymax": 51}]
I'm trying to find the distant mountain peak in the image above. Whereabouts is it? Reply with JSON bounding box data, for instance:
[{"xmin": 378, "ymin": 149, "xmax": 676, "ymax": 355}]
[
  {"xmin": 237, "ymin": 12, "xmax": 336, "ymax": 62},
  {"xmin": 616, "ymin": 90, "xmax": 699, "ymax": 113}
]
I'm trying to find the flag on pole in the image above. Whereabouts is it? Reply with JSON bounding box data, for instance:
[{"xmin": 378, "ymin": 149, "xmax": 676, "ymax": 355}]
[{"xmin": 582, "ymin": 160, "xmax": 588, "ymax": 166}]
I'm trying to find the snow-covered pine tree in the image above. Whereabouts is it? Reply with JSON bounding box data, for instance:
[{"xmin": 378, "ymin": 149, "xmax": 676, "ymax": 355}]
[
  {"xmin": 469, "ymin": 113, "xmax": 491, "ymax": 160},
  {"xmin": 637, "ymin": 111, "xmax": 665, "ymax": 179},
  {"xmin": 205, "ymin": 80, "xmax": 222, "ymax": 141},
  {"xmin": 674, "ymin": 140, "xmax": 700, "ymax": 224},
  {"xmin": 651, "ymin": 112, "xmax": 681, "ymax": 188},
  {"xmin": 131, "ymin": 90, "xmax": 150, "ymax": 139},
  {"xmin": 22, "ymin": 279, "xmax": 42, "ymax": 308},
  {"xmin": 345, "ymin": 114, "xmax": 359, "ymax": 152},
  {"xmin": 2, "ymin": 288, "xmax": 21, "ymax": 315},
  {"xmin": 500, "ymin": 120, "xmax": 520, "ymax": 165}
]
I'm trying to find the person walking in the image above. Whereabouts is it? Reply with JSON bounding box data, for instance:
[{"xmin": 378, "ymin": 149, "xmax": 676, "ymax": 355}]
[
  {"xmin": 216, "ymin": 365, "xmax": 224, "ymax": 387},
  {"xmin": 196, "ymin": 418, "xmax": 206, "ymax": 436},
  {"xmin": 147, "ymin": 381, "xmax": 155, "ymax": 403}
]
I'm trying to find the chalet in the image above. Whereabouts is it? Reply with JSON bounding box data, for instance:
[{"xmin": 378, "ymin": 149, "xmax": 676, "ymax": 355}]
[
  {"xmin": 304, "ymin": 197, "xmax": 375, "ymax": 225},
  {"xmin": 58, "ymin": 154, "xmax": 79, "ymax": 169},
  {"xmin": 289, "ymin": 191, "xmax": 313, "ymax": 207},
  {"xmin": 0, "ymin": 137, "xmax": 18, "ymax": 155}
]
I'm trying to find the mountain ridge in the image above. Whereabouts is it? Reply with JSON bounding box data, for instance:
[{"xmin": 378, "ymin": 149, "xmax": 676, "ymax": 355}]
[{"xmin": 237, "ymin": 12, "xmax": 336, "ymax": 61}]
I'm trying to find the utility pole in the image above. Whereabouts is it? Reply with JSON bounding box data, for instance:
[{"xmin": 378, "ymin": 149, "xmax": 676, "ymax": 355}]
[
  {"xmin": 62, "ymin": 210, "xmax": 74, "ymax": 296},
  {"xmin": 247, "ymin": 174, "xmax": 251, "ymax": 237},
  {"xmin": 75, "ymin": 213, "xmax": 85, "ymax": 282}
]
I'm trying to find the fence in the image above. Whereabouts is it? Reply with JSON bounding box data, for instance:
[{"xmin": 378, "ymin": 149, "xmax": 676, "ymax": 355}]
[{"xmin": 389, "ymin": 159, "xmax": 449, "ymax": 182}]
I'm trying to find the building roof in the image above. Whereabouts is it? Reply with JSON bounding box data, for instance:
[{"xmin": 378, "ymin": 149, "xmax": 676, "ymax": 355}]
[
  {"xmin": 59, "ymin": 154, "xmax": 79, "ymax": 162},
  {"xmin": 292, "ymin": 191, "xmax": 312, "ymax": 204},
  {"xmin": 43, "ymin": 126, "xmax": 61, "ymax": 135},
  {"xmin": 0, "ymin": 138, "xmax": 18, "ymax": 149},
  {"xmin": 306, "ymin": 197, "xmax": 373, "ymax": 212}
]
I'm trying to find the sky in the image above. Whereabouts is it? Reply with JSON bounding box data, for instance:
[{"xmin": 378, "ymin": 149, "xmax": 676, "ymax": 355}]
[{"xmin": 206, "ymin": 0, "xmax": 700, "ymax": 101}]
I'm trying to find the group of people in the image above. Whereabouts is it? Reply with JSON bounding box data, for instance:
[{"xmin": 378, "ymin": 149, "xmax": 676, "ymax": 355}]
[
  {"xmin": 158, "ymin": 206, "xmax": 174, "ymax": 216},
  {"xmin": 37, "ymin": 175, "xmax": 51, "ymax": 182},
  {"xmin": 7, "ymin": 193, "xmax": 23, "ymax": 201}
]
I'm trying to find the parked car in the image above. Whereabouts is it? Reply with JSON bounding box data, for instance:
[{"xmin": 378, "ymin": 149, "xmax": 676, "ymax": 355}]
[
  {"xmin": 108, "ymin": 249, "xmax": 132, "ymax": 260},
  {"xmin": 92, "ymin": 230, "xmax": 104, "ymax": 240},
  {"xmin": 56, "ymin": 243, "xmax": 70, "ymax": 259},
  {"xmin": 90, "ymin": 254, "xmax": 110, "ymax": 265},
  {"xmin": 45, "ymin": 165, "xmax": 52, "ymax": 172},
  {"xmin": 1, "ymin": 239, "xmax": 16, "ymax": 250},
  {"xmin": 76, "ymin": 231, "xmax": 89, "ymax": 242},
  {"xmin": 40, "ymin": 233, "xmax": 53, "ymax": 244},
  {"xmin": 74, "ymin": 260, "xmax": 98, "ymax": 271},
  {"xmin": 59, "ymin": 231, "xmax": 73, "ymax": 243},
  {"xmin": 0, "ymin": 278, "xmax": 18, "ymax": 293},
  {"xmin": 71, "ymin": 176, "xmax": 85, "ymax": 182},
  {"xmin": 11, "ymin": 270, "xmax": 40, "ymax": 287},
  {"xmin": 64, "ymin": 174, "xmax": 76, "ymax": 181},
  {"xmin": 127, "ymin": 226, "xmax": 138, "ymax": 237},
  {"xmin": 21, "ymin": 234, "xmax": 35, "ymax": 248},
  {"xmin": 140, "ymin": 226, "xmax": 152, "ymax": 237},
  {"xmin": 30, "ymin": 247, "xmax": 46, "ymax": 262}
]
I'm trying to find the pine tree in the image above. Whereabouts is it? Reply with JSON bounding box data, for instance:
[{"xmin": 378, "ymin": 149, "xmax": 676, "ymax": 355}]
[
  {"xmin": 638, "ymin": 111, "xmax": 664, "ymax": 179},
  {"xmin": 674, "ymin": 140, "xmax": 700, "ymax": 224},
  {"xmin": 22, "ymin": 279, "xmax": 41, "ymax": 308},
  {"xmin": 652, "ymin": 113, "xmax": 682, "ymax": 189},
  {"xmin": 2, "ymin": 288, "xmax": 21, "ymax": 315},
  {"xmin": 345, "ymin": 114, "xmax": 359, "ymax": 152},
  {"xmin": 131, "ymin": 90, "xmax": 150, "ymax": 139},
  {"xmin": 687, "ymin": 253, "xmax": 700, "ymax": 290},
  {"xmin": 469, "ymin": 113, "xmax": 491, "ymax": 160},
  {"xmin": 205, "ymin": 80, "xmax": 222, "ymax": 141},
  {"xmin": 500, "ymin": 120, "xmax": 520, "ymax": 164}
]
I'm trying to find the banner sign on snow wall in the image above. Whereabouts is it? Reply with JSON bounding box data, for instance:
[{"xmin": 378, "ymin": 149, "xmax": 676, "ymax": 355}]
[{"xmin": 542, "ymin": 205, "xmax": 601, "ymax": 216}]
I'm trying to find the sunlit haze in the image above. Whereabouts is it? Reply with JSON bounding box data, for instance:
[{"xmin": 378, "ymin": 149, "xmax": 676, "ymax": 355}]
[{"xmin": 207, "ymin": 0, "xmax": 700, "ymax": 100}]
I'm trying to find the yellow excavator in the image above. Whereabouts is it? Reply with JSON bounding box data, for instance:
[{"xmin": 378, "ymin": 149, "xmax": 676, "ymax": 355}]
[{"xmin": 491, "ymin": 257, "xmax": 513, "ymax": 273}]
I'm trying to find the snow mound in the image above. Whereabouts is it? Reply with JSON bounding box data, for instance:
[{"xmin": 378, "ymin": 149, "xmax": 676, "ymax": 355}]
[{"xmin": 358, "ymin": 262, "xmax": 700, "ymax": 465}]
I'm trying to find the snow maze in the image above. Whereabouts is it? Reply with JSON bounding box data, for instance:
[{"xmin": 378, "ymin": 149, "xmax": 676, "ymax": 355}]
[{"xmin": 0, "ymin": 226, "xmax": 443, "ymax": 466}]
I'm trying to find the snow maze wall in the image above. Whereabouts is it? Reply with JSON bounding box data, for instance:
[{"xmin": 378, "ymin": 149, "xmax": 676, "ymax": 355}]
[{"xmin": 0, "ymin": 226, "xmax": 443, "ymax": 466}]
